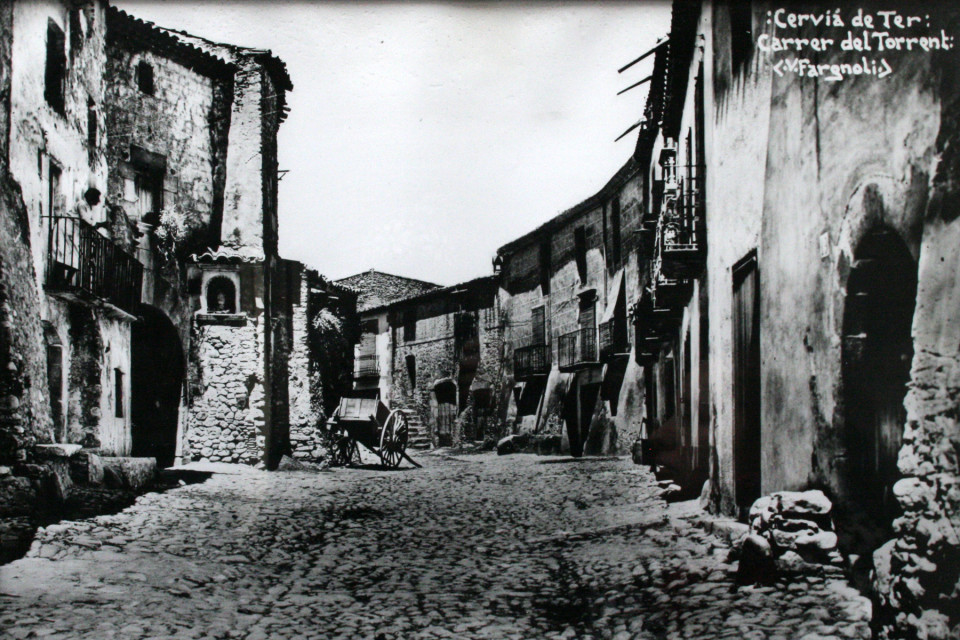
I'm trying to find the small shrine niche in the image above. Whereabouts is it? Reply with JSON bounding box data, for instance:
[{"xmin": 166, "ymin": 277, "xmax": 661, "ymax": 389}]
[{"xmin": 202, "ymin": 273, "xmax": 240, "ymax": 315}]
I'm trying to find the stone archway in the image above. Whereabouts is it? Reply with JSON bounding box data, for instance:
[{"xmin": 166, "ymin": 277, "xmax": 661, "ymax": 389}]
[
  {"xmin": 841, "ymin": 225, "xmax": 917, "ymax": 534},
  {"xmin": 131, "ymin": 305, "xmax": 184, "ymax": 467}
]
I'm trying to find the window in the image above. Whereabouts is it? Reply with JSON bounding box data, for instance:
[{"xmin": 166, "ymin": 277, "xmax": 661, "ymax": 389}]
[
  {"xmin": 69, "ymin": 9, "xmax": 82, "ymax": 56},
  {"xmin": 48, "ymin": 162, "xmax": 62, "ymax": 217},
  {"xmin": 360, "ymin": 318, "xmax": 378, "ymax": 334},
  {"xmin": 574, "ymin": 226, "xmax": 587, "ymax": 282},
  {"xmin": 538, "ymin": 240, "xmax": 551, "ymax": 294},
  {"xmin": 531, "ymin": 306, "xmax": 545, "ymax": 345},
  {"xmin": 405, "ymin": 354, "xmax": 416, "ymax": 387},
  {"xmin": 133, "ymin": 170, "xmax": 162, "ymax": 221},
  {"xmin": 403, "ymin": 310, "xmax": 417, "ymax": 342},
  {"xmin": 114, "ymin": 369, "xmax": 124, "ymax": 418},
  {"xmin": 578, "ymin": 296, "xmax": 595, "ymax": 331},
  {"xmin": 87, "ymin": 98, "xmax": 97, "ymax": 149},
  {"xmin": 136, "ymin": 60, "xmax": 154, "ymax": 95},
  {"xmin": 126, "ymin": 146, "xmax": 166, "ymax": 222},
  {"xmin": 610, "ymin": 198, "xmax": 622, "ymax": 265},
  {"xmin": 45, "ymin": 20, "xmax": 66, "ymax": 115}
]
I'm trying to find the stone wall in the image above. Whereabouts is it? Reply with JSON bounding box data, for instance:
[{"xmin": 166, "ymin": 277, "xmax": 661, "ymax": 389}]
[
  {"xmin": 185, "ymin": 319, "xmax": 263, "ymax": 464},
  {"xmin": 104, "ymin": 33, "xmax": 228, "ymax": 258},
  {"xmin": 872, "ymin": 22, "xmax": 960, "ymax": 639},
  {"xmin": 0, "ymin": 174, "xmax": 50, "ymax": 462},
  {"xmin": 389, "ymin": 280, "xmax": 503, "ymax": 447},
  {"xmin": 288, "ymin": 270, "xmax": 316, "ymax": 459}
]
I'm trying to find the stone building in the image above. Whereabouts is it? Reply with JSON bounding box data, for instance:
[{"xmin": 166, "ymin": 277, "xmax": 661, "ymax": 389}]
[
  {"xmin": 629, "ymin": 1, "xmax": 960, "ymax": 636},
  {"xmin": 0, "ymin": 2, "xmax": 342, "ymax": 476},
  {"xmin": 4, "ymin": 0, "xmax": 135, "ymax": 461},
  {"xmin": 335, "ymin": 269, "xmax": 439, "ymax": 401},
  {"xmin": 103, "ymin": 6, "xmax": 299, "ymax": 469},
  {"xmin": 103, "ymin": 6, "xmax": 237, "ymax": 468},
  {"xmin": 496, "ymin": 159, "xmax": 646, "ymax": 458},
  {"xmin": 383, "ymin": 276, "xmax": 504, "ymax": 448}
]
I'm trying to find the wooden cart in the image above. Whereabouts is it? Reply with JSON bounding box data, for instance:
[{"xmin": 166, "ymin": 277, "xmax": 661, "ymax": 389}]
[{"xmin": 326, "ymin": 392, "xmax": 410, "ymax": 468}]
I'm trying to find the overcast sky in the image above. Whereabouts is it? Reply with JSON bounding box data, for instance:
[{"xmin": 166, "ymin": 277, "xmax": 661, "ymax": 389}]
[{"xmin": 117, "ymin": 1, "xmax": 671, "ymax": 285}]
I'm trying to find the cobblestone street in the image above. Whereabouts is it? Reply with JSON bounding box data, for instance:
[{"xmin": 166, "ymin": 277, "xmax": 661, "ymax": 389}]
[{"xmin": 0, "ymin": 454, "xmax": 871, "ymax": 640}]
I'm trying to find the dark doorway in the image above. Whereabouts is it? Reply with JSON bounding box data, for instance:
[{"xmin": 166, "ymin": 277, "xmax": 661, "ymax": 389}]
[
  {"xmin": 435, "ymin": 380, "xmax": 457, "ymax": 447},
  {"xmin": 578, "ymin": 383, "xmax": 601, "ymax": 457},
  {"xmin": 732, "ymin": 252, "xmax": 761, "ymax": 514},
  {"xmin": 471, "ymin": 388, "xmax": 492, "ymax": 441},
  {"xmin": 565, "ymin": 381, "xmax": 600, "ymax": 458},
  {"xmin": 42, "ymin": 322, "xmax": 64, "ymax": 443},
  {"xmin": 131, "ymin": 306, "xmax": 184, "ymax": 468},
  {"xmin": 842, "ymin": 226, "xmax": 917, "ymax": 528}
]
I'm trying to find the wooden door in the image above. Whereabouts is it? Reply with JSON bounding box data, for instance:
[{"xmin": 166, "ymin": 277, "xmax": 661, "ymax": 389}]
[{"xmin": 732, "ymin": 253, "xmax": 761, "ymax": 513}]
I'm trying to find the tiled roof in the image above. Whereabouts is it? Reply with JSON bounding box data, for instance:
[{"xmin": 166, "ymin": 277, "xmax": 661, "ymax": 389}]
[{"xmin": 334, "ymin": 269, "xmax": 441, "ymax": 312}]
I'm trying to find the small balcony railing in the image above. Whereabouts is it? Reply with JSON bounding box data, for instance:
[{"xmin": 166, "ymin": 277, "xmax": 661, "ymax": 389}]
[
  {"xmin": 660, "ymin": 166, "xmax": 705, "ymax": 278},
  {"xmin": 513, "ymin": 343, "xmax": 550, "ymax": 380},
  {"xmin": 651, "ymin": 225, "xmax": 694, "ymax": 309},
  {"xmin": 558, "ymin": 327, "xmax": 598, "ymax": 371},
  {"xmin": 45, "ymin": 216, "xmax": 143, "ymax": 314},
  {"xmin": 599, "ymin": 318, "xmax": 629, "ymax": 360},
  {"xmin": 354, "ymin": 354, "xmax": 380, "ymax": 378}
]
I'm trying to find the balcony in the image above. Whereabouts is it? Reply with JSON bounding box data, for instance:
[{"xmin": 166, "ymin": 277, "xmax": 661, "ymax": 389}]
[
  {"xmin": 599, "ymin": 318, "xmax": 629, "ymax": 361},
  {"xmin": 354, "ymin": 354, "xmax": 380, "ymax": 379},
  {"xmin": 660, "ymin": 168, "xmax": 705, "ymax": 278},
  {"xmin": 513, "ymin": 343, "xmax": 550, "ymax": 380},
  {"xmin": 45, "ymin": 216, "xmax": 143, "ymax": 315},
  {"xmin": 558, "ymin": 327, "xmax": 598, "ymax": 371},
  {"xmin": 651, "ymin": 225, "xmax": 694, "ymax": 309}
]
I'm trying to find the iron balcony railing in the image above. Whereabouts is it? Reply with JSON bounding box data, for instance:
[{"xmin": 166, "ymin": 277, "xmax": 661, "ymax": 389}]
[
  {"xmin": 354, "ymin": 354, "xmax": 380, "ymax": 378},
  {"xmin": 599, "ymin": 318, "xmax": 629, "ymax": 359},
  {"xmin": 660, "ymin": 165, "xmax": 706, "ymax": 278},
  {"xmin": 558, "ymin": 327, "xmax": 598, "ymax": 371},
  {"xmin": 45, "ymin": 216, "xmax": 143, "ymax": 314},
  {"xmin": 513, "ymin": 343, "xmax": 550, "ymax": 379},
  {"xmin": 651, "ymin": 223, "xmax": 693, "ymax": 308}
]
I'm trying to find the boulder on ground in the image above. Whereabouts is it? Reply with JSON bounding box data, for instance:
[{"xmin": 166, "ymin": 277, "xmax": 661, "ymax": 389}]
[
  {"xmin": 69, "ymin": 449, "xmax": 104, "ymax": 485},
  {"xmin": 277, "ymin": 455, "xmax": 326, "ymax": 472},
  {"xmin": 776, "ymin": 490, "xmax": 832, "ymax": 516},
  {"xmin": 742, "ymin": 489, "xmax": 840, "ymax": 580}
]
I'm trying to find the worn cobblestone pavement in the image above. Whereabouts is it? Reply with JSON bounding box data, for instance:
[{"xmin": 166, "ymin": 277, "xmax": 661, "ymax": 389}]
[{"xmin": 0, "ymin": 453, "xmax": 871, "ymax": 640}]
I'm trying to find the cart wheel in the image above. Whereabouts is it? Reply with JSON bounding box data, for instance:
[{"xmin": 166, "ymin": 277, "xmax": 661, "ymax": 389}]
[
  {"xmin": 379, "ymin": 410, "xmax": 408, "ymax": 469},
  {"xmin": 333, "ymin": 431, "xmax": 358, "ymax": 467}
]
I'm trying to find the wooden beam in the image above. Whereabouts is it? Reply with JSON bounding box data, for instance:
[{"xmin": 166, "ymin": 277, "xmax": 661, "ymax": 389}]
[
  {"xmin": 618, "ymin": 38, "xmax": 669, "ymax": 74},
  {"xmin": 617, "ymin": 74, "xmax": 652, "ymax": 96},
  {"xmin": 615, "ymin": 118, "xmax": 646, "ymax": 142}
]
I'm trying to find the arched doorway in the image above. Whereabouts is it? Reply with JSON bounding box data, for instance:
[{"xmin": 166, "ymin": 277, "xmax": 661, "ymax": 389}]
[
  {"xmin": 131, "ymin": 306, "xmax": 184, "ymax": 467},
  {"xmin": 841, "ymin": 225, "xmax": 917, "ymax": 529}
]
